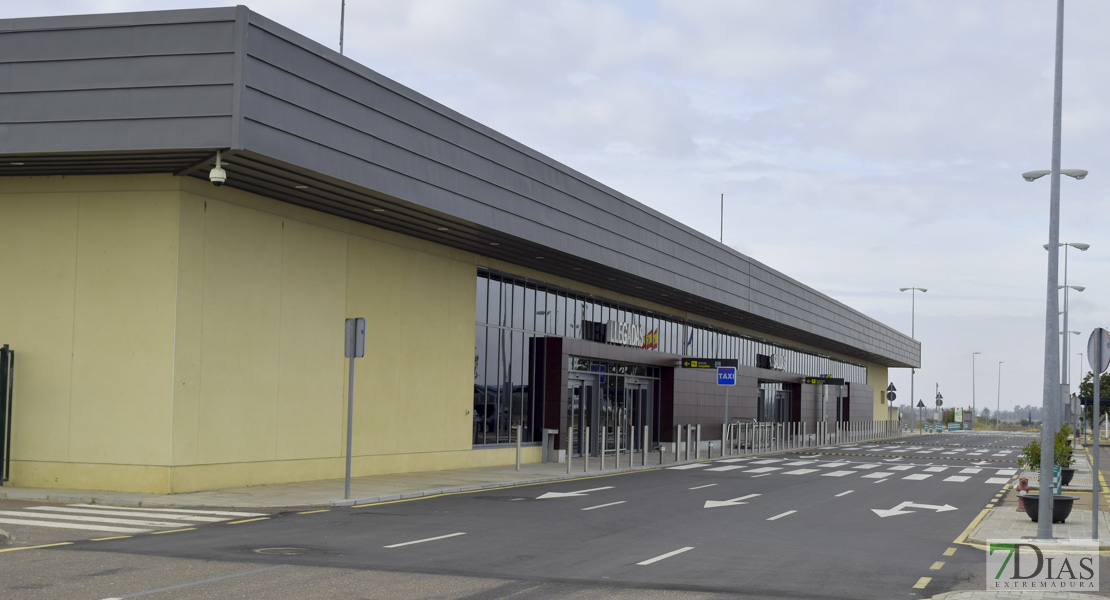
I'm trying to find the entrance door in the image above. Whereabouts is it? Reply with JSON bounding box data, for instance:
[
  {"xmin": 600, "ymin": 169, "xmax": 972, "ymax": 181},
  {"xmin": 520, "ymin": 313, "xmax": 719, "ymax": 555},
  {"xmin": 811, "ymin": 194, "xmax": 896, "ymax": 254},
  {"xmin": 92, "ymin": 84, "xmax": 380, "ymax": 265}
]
[
  {"xmin": 623, "ymin": 380, "xmax": 653, "ymax": 454},
  {"xmin": 567, "ymin": 376, "xmax": 596, "ymax": 457}
]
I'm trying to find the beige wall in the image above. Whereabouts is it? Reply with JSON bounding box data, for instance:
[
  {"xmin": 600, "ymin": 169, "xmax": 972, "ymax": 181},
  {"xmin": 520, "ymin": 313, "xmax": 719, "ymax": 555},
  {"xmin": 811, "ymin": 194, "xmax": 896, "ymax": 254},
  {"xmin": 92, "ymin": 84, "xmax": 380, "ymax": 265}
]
[
  {"xmin": 867, "ymin": 364, "xmax": 891, "ymax": 420},
  {"xmin": 1, "ymin": 175, "xmax": 483, "ymax": 493}
]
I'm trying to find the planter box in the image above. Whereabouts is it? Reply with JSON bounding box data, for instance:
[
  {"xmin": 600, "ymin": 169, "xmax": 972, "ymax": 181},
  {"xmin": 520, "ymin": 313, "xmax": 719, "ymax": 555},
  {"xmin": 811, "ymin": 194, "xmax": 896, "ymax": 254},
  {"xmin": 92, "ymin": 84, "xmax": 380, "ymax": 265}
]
[{"xmin": 1018, "ymin": 493, "xmax": 1078, "ymax": 523}]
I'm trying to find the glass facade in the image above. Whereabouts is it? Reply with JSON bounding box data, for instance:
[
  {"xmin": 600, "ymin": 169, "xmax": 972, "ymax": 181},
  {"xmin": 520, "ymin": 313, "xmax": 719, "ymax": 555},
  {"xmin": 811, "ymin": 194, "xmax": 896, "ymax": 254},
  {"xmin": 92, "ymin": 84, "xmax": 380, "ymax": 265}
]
[{"xmin": 474, "ymin": 269, "xmax": 868, "ymax": 446}]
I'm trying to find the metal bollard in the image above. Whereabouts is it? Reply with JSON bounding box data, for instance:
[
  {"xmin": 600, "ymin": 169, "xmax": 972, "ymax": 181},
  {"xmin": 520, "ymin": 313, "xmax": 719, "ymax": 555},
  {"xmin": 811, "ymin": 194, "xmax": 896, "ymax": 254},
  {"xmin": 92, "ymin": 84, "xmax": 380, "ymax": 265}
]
[
  {"xmin": 567, "ymin": 427, "xmax": 574, "ymax": 474},
  {"xmin": 600, "ymin": 427, "xmax": 606, "ymax": 471},
  {"xmin": 696, "ymin": 424, "xmax": 702, "ymax": 460},
  {"xmin": 615, "ymin": 425, "xmax": 621, "ymax": 470},
  {"xmin": 516, "ymin": 425, "xmax": 522, "ymax": 470},
  {"xmin": 675, "ymin": 424, "xmax": 682, "ymax": 462},
  {"xmin": 584, "ymin": 426, "xmax": 590, "ymax": 473},
  {"xmin": 643, "ymin": 426, "xmax": 649, "ymax": 467}
]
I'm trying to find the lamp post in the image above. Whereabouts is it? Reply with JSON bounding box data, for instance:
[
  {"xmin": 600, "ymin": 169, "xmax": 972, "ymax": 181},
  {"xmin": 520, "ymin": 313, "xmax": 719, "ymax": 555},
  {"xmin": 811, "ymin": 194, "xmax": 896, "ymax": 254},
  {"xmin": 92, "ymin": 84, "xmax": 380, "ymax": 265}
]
[
  {"xmin": 997, "ymin": 361, "xmax": 1004, "ymax": 431},
  {"xmin": 1021, "ymin": 0, "xmax": 1084, "ymax": 537},
  {"xmin": 972, "ymin": 352, "xmax": 981, "ymax": 430},
  {"xmin": 900, "ymin": 287, "xmax": 926, "ymax": 431},
  {"xmin": 1048, "ymin": 239, "xmax": 1089, "ymax": 432}
]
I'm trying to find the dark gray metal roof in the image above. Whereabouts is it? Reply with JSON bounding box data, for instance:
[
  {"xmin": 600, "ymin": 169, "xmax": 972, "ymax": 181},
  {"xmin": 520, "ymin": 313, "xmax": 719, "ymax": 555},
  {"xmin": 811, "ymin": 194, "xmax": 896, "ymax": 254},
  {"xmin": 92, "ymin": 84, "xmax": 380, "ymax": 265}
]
[{"xmin": 0, "ymin": 6, "xmax": 919, "ymax": 368}]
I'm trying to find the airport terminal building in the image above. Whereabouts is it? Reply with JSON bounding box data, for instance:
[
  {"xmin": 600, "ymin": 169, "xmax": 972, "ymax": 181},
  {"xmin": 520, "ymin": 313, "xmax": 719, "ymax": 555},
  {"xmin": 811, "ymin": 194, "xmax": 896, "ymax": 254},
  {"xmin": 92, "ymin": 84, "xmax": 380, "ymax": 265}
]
[{"xmin": 0, "ymin": 7, "xmax": 919, "ymax": 494}]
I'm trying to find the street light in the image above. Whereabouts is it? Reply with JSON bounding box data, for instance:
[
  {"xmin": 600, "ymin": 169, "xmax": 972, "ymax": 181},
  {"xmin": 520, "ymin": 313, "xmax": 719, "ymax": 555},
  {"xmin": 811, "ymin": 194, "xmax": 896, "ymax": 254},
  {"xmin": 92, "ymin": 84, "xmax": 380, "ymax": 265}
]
[
  {"xmin": 1023, "ymin": 0, "xmax": 1083, "ymax": 534},
  {"xmin": 997, "ymin": 361, "xmax": 1004, "ymax": 431},
  {"xmin": 900, "ymin": 287, "xmax": 926, "ymax": 430},
  {"xmin": 972, "ymin": 352, "xmax": 981, "ymax": 430}
]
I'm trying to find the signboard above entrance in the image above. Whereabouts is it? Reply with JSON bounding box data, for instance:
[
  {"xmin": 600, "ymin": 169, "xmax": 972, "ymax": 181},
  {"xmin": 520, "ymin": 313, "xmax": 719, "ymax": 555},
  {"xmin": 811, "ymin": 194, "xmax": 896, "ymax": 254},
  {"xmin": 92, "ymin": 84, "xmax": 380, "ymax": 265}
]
[
  {"xmin": 803, "ymin": 376, "xmax": 845, "ymax": 385},
  {"xmin": 681, "ymin": 358, "xmax": 739, "ymax": 369}
]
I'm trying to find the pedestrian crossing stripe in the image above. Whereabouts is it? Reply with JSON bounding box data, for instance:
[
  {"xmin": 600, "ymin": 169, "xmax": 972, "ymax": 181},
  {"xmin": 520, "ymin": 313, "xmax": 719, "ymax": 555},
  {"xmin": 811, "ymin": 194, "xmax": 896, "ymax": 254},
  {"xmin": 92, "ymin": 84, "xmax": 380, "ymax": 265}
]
[
  {"xmin": 793, "ymin": 451, "xmax": 1017, "ymax": 463},
  {"xmin": 0, "ymin": 504, "xmax": 268, "ymax": 536}
]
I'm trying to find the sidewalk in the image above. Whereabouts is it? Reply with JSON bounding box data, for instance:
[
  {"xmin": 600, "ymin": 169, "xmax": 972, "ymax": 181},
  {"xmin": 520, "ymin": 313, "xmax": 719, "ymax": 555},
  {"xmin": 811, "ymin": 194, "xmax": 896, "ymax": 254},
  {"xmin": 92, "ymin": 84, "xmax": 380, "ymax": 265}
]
[
  {"xmin": 964, "ymin": 447, "xmax": 1110, "ymax": 550},
  {"xmin": 0, "ymin": 432, "xmax": 929, "ymax": 510}
]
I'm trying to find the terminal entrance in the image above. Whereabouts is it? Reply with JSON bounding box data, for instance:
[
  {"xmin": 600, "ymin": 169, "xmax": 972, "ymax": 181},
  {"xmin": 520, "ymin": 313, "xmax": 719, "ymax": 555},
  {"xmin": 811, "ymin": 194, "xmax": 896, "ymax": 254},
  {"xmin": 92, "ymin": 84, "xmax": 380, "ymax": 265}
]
[{"xmin": 567, "ymin": 368, "xmax": 655, "ymax": 458}]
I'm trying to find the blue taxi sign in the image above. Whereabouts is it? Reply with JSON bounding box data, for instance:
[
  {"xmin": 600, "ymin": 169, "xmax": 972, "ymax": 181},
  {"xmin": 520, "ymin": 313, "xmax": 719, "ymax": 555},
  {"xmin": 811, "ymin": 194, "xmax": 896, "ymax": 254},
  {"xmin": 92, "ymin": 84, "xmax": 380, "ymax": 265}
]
[{"xmin": 718, "ymin": 366, "xmax": 737, "ymax": 386}]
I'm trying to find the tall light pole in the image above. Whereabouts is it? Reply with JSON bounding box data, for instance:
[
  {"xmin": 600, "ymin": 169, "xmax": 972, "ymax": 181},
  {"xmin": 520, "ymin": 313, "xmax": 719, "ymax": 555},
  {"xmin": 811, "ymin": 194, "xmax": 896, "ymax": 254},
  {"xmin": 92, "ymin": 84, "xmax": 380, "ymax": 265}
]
[
  {"xmin": 971, "ymin": 352, "xmax": 981, "ymax": 430},
  {"xmin": 900, "ymin": 287, "xmax": 926, "ymax": 431},
  {"xmin": 997, "ymin": 361, "xmax": 1004, "ymax": 431},
  {"xmin": 1047, "ymin": 240, "xmax": 1089, "ymax": 432},
  {"xmin": 1021, "ymin": 0, "xmax": 1083, "ymax": 537}
]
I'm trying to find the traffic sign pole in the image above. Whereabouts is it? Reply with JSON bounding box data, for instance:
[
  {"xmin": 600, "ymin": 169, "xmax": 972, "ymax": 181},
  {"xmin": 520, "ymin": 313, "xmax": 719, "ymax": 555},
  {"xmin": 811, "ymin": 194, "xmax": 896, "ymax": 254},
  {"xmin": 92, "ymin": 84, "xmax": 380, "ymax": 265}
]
[{"xmin": 1089, "ymin": 327, "xmax": 1110, "ymax": 538}]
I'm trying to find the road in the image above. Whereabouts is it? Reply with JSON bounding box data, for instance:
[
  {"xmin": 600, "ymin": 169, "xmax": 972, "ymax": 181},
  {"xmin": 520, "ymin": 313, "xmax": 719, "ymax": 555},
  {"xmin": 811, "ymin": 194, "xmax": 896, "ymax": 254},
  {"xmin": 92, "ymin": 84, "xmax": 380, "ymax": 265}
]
[{"xmin": 0, "ymin": 433, "xmax": 1035, "ymax": 599}]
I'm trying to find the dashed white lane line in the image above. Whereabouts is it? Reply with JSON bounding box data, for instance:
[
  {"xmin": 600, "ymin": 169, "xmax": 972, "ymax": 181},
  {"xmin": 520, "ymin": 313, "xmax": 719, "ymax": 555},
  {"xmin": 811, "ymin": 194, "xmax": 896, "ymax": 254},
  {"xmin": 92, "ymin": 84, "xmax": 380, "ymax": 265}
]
[
  {"xmin": 960, "ymin": 468, "xmax": 983, "ymax": 474},
  {"xmin": 853, "ymin": 464, "xmax": 881, "ymax": 469},
  {"xmin": 903, "ymin": 474, "xmax": 932, "ymax": 481},
  {"xmin": 782, "ymin": 469, "xmax": 820, "ymax": 475},
  {"xmin": 861, "ymin": 472, "xmax": 896, "ymax": 479},
  {"xmin": 750, "ymin": 459, "xmax": 785, "ymax": 465},
  {"xmin": 924, "ymin": 467, "xmax": 949, "ymax": 473},
  {"xmin": 689, "ymin": 484, "xmax": 718, "ymax": 490},
  {"xmin": 706, "ymin": 465, "xmax": 746, "ymax": 472},
  {"xmin": 995, "ymin": 469, "xmax": 1017, "ymax": 475},
  {"xmin": 985, "ymin": 477, "xmax": 1011, "ymax": 485},
  {"xmin": 384, "ymin": 532, "xmax": 466, "ymax": 548},
  {"xmin": 944, "ymin": 476, "xmax": 970, "ymax": 483},
  {"xmin": 822, "ymin": 470, "xmax": 856, "ymax": 477},
  {"xmin": 767, "ymin": 510, "xmax": 797, "ymax": 521},
  {"xmin": 888, "ymin": 465, "xmax": 914, "ymax": 471},
  {"xmin": 637, "ymin": 546, "xmax": 695, "ymax": 566},
  {"xmin": 667, "ymin": 463, "xmax": 709, "ymax": 470},
  {"xmin": 582, "ymin": 501, "xmax": 626, "ymax": 511},
  {"xmin": 714, "ymin": 458, "xmax": 750, "ymax": 463},
  {"xmin": 835, "ymin": 490, "xmax": 854, "ymax": 497}
]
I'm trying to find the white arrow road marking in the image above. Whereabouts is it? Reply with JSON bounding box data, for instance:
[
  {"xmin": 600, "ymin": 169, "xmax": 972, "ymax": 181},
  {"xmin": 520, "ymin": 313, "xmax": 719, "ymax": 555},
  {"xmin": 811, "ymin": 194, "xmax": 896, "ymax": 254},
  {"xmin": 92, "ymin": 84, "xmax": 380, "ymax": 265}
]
[
  {"xmin": 872, "ymin": 501, "xmax": 958, "ymax": 518},
  {"xmin": 703, "ymin": 493, "xmax": 759, "ymax": 509},
  {"xmin": 537, "ymin": 486, "xmax": 615, "ymax": 500}
]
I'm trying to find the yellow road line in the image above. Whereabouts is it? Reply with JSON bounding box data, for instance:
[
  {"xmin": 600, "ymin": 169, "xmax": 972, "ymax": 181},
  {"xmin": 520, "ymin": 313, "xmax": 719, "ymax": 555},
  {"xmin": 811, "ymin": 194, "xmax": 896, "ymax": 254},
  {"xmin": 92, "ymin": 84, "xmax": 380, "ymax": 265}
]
[
  {"xmin": 913, "ymin": 576, "xmax": 931, "ymax": 589},
  {"xmin": 90, "ymin": 536, "xmax": 132, "ymax": 542},
  {"xmin": 954, "ymin": 508, "xmax": 991, "ymax": 546},
  {"xmin": 151, "ymin": 527, "xmax": 196, "ymax": 535},
  {"xmin": 227, "ymin": 517, "xmax": 270, "ymax": 525},
  {"xmin": 0, "ymin": 542, "xmax": 74, "ymax": 553},
  {"xmin": 930, "ymin": 561, "xmax": 944, "ymax": 570},
  {"xmin": 943, "ymin": 547, "xmax": 956, "ymax": 556},
  {"xmin": 297, "ymin": 509, "xmax": 329, "ymax": 514}
]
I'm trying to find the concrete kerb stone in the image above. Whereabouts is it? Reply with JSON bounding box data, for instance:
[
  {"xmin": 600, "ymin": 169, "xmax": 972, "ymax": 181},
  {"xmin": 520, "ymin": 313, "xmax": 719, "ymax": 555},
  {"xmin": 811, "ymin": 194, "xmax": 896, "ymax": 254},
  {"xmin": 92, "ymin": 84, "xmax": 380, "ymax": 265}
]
[{"xmin": 0, "ymin": 528, "xmax": 11, "ymax": 545}]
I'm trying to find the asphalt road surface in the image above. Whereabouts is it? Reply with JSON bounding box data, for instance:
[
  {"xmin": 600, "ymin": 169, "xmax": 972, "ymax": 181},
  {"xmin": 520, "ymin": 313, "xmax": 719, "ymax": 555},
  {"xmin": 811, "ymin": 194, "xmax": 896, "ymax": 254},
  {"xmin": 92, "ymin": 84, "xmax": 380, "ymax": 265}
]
[{"xmin": 0, "ymin": 433, "xmax": 1034, "ymax": 599}]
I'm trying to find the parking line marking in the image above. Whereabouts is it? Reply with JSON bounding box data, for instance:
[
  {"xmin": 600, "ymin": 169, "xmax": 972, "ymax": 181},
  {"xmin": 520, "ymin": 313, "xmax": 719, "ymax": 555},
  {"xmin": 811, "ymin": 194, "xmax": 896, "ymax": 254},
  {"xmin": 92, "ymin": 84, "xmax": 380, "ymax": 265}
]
[
  {"xmin": 582, "ymin": 501, "xmax": 626, "ymax": 511},
  {"xmin": 637, "ymin": 546, "xmax": 695, "ymax": 565},
  {"xmin": 689, "ymin": 484, "xmax": 717, "ymax": 490},
  {"xmin": 767, "ymin": 510, "xmax": 797, "ymax": 521},
  {"xmin": 835, "ymin": 490, "xmax": 854, "ymax": 497},
  {"xmin": 385, "ymin": 532, "xmax": 466, "ymax": 548},
  {"xmin": 913, "ymin": 576, "xmax": 931, "ymax": 589}
]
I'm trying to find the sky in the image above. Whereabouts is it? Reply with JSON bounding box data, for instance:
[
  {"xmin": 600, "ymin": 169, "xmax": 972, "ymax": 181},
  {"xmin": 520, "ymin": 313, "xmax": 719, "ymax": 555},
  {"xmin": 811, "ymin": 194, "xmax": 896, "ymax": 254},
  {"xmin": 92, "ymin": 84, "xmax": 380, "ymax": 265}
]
[{"xmin": 7, "ymin": 1, "xmax": 1109, "ymax": 416}]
